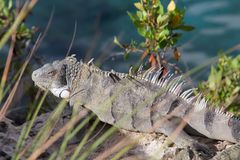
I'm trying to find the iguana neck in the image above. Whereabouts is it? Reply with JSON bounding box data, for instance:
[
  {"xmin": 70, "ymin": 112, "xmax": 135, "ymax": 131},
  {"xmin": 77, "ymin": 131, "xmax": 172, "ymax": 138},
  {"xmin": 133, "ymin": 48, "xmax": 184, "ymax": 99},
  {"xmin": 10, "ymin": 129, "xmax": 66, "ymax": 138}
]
[{"xmin": 68, "ymin": 62, "xmax": 126, "ymax": 106}]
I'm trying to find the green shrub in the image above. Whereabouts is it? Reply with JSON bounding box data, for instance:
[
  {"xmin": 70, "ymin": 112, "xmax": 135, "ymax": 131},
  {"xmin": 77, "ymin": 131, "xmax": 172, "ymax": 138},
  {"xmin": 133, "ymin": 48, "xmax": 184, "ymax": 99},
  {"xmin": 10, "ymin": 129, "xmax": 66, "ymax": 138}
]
[{"xmin": 198, "ymin": 55, "xmax": 240, "ymax": 114}]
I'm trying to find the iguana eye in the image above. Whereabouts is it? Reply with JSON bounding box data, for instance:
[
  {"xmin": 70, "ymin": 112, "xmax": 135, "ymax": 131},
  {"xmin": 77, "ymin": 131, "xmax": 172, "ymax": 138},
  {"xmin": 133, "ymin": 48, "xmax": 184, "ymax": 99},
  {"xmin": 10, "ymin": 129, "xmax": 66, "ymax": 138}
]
[{"xmin": 47, "ymin": 70, "xmax": 57, "ymax": 76}]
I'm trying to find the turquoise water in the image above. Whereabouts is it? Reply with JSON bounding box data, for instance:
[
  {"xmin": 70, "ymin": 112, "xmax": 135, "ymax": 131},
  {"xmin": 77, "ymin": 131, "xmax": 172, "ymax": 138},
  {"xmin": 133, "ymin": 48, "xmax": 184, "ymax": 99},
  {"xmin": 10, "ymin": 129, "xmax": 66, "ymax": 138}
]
[{"xmin": 27, "ymin": 0, "xmax": 240, "ymax": 80}]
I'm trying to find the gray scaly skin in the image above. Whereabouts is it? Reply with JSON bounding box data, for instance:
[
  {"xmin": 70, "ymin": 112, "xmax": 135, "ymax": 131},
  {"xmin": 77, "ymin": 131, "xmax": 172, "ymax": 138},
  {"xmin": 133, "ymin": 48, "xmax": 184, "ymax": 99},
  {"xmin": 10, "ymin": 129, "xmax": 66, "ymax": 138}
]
[
  {"xmin": 213, "ymin": 143, "xmax": 240, "ymax": 160},
  {"xmin": 32, "ymin": 55, "xmax": 240, "ymax": 158}
]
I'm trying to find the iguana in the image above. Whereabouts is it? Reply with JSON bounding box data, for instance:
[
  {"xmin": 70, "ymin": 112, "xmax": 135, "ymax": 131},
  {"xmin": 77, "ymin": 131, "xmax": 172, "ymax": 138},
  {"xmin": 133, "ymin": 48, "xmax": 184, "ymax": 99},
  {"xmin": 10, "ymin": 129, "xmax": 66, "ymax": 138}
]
[{"xmin": 31, "ymin": 55, "xmax": 240, "ymax": 158}]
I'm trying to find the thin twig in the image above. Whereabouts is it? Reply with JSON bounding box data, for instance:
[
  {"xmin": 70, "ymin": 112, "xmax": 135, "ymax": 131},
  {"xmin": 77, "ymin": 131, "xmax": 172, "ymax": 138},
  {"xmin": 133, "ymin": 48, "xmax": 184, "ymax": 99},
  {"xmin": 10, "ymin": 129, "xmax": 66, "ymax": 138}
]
[{"xmin": 84, "ymin": 14, "xmax": 101, "ymax": 61}]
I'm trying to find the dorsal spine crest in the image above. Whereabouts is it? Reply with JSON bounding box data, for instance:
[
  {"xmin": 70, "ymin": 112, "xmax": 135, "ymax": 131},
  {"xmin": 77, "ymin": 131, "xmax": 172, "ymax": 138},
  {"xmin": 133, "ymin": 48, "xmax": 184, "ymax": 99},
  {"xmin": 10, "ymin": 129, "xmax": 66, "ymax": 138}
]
[{"xmin": 64, "ymin": 55, "xmax": 236, "ymax": 122}]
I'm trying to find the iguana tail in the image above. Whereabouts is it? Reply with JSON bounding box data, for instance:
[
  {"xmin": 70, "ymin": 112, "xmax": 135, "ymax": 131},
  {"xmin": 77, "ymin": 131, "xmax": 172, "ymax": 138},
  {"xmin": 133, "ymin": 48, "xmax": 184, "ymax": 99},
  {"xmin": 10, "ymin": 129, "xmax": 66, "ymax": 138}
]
[
  {"xmin": 184, "ymin": 96, "xmax": 240, "ymax": 143},
  {"xmin": 141, "ymin": 67, "xmax": 240, "ymax": 143},
  {"xmin": 134, "ymin": 66, "xmax": 240, "ymax": 143}
]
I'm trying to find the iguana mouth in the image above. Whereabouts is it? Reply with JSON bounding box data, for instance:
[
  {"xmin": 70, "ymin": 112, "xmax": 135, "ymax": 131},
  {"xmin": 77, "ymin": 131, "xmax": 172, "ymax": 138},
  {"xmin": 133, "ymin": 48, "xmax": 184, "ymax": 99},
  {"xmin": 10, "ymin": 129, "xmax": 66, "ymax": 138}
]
[
  {"xmin": 32, "ymin": 70, "xmax": 53, "ymax": 90},
  {"xmin": 33, "ymin": 81, "xmax": 49, "ymax": 90}
]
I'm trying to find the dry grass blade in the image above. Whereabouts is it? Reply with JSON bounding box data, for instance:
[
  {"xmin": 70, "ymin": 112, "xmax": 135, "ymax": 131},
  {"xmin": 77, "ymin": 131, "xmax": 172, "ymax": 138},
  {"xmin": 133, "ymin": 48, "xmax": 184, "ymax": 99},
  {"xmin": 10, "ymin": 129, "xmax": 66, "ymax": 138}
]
[
  {"xmin": 48, "ymin": 152, "xmax": 58, "ymax": 160},
  {"xmin": 0, "ymin": 0, "xmax": 38, "ymax": 49},
  {"xmin": 66, "ymin": 21, "xmax": 77, "ymax": 57},
  {"xmin": 0, "ymin": 33, "xmax": 16, "ymax": 101},
  {"xmin": 57, "ymin": 112, "xmax": 95, "ymax": 158},
  {"xmin": 78, "ymin": 127, "xmax": 118, "ymax": 160},
  {"xmin": 0, "ymin": 34, "xmax": 41, "ymax": 121},
  {"xmin": 70, "ymin": 118, "xmax": 100, "ymax": 160},
  {"xmin": 1, "ymin": 68, "xmax": 21, "ymax": 101},
  {"xmin": 94, "ymin": 137, "xmax": 137, "ymax": 160},
  {"xmin": 0, "ymin": 8, "xmax": 53, "ymax": 102},
  {"xmin": 27, "ymin": 109, "xmax": 89, "ymax": 160},
  {"xmin": 13, "ymin": 90, "xmax": 48, "ymax": 160},
  {"xmin": 84, "ymin": 15, "xmax": 101, "ymax": 62},
  {"xmin": 19, "ymin": 100, "xmax": 68, "ymax": 158},
  {"xmin": 111, "ymin": 144, "xmax": 136, "ymax": 160}
]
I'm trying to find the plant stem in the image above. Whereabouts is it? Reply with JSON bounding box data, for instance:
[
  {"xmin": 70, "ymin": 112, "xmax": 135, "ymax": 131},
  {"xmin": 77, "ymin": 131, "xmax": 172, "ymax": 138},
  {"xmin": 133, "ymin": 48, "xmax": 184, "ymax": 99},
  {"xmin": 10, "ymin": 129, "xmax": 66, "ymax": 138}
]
[{"xmin": 0, "ymin": 0, "xmax": 38, "ymax": 49}]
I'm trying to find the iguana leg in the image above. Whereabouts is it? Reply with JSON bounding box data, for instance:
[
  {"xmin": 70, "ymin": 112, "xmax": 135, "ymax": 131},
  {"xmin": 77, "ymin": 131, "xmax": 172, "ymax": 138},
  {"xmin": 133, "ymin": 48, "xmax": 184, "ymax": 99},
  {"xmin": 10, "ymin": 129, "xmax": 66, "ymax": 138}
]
[
  {"xmin": 155, "ymin": 119, "xmax": 214, "ymax": 159},
  {"xmin": 155, "ymin": 119, "xmax": 194, "ymax": 146}
]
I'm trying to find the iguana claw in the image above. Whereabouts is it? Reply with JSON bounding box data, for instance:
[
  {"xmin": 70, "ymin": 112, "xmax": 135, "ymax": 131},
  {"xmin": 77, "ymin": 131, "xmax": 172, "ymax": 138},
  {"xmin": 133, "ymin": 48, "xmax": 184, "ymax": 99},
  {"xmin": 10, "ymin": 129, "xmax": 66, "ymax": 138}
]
[{"xmin": 191, "ymin": 142, "xmax": 215, "ymax": 159}]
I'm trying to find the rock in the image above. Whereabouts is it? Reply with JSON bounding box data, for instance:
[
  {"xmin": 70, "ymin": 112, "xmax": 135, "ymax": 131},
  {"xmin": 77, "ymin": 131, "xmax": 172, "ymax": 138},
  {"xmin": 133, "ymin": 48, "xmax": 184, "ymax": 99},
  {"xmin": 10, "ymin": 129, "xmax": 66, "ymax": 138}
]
[{"xmin": 0, "ymin": 108, "xmax": 239, "ymax": 160}]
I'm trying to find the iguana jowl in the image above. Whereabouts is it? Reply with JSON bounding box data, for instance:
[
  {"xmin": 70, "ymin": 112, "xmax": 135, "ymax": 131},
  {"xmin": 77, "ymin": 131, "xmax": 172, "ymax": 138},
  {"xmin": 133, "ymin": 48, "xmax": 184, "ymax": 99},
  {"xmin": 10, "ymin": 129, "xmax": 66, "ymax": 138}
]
[{"xmin": 31, "ymin": 55, "xmax": 240, "ymax": 154}]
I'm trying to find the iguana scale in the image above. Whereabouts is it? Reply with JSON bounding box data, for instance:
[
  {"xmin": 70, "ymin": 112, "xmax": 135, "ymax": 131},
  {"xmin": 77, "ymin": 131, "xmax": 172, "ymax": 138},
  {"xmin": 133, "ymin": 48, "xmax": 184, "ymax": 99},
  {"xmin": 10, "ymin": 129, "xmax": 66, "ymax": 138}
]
[{"xmin": 31, "ymin": 55, "xmax": 240, "ymax": 157}]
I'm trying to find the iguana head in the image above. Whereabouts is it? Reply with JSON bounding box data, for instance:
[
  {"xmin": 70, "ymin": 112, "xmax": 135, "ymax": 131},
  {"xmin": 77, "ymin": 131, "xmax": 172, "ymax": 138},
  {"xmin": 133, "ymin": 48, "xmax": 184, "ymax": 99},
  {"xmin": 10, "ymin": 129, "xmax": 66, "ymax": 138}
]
[{"xmin": 32, "ymin": 55, "xmax": 78, "ymax": 98}]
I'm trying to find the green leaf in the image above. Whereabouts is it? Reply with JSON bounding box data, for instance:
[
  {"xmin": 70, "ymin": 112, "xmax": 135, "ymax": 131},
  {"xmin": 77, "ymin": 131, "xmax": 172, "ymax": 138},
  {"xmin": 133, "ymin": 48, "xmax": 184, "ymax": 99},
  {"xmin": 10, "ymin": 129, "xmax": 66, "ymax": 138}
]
[
  {"xmin": 128, "ymin": 11, "xmax": 144, "ymax": 28},
  {"xmin": 3, "ymin": 8, "xmax": 9, "ymax": 16},
  {"xmin": 232, "ymin": 87, "xmax": 240, "ymax": 94},
  {"xmin": 225, "ymin": 77, "xmax": 231, "ymax": 86},
  {"xmin": 158, "ymin": 40, "xmax": 168, "ymax": 49},
  {"xmin": 152, "ymin": 0, "xmax": 161, "ymax": 8},
  {"xmin": 139, "ymin": 42, "xmax": 146, "ymax": 48},
  {"xmin": 113, "ymin": 36, "xmax": 124, "ymax": 48},
  {"xmin": 137, "ymin": 27, "xmax": 147, "ymax": 37},
  {"xmin": 0, "ymin": 0, "xmax": 5, "ymax": 11},
  {"xmin": 208, "ymin": 67, "xmax": 222, "ymax": 90},
  {"xmin": 136, "ymin": 11, "xmax": 143, "ymax": 20},
  {"xmin": 157, "ymin": 3, "xmax": 164, "ymax": 15},
  {"xmin": 142, "ymin": 11, "xmax": 147, "ymax": 21},
  {"xmin": 230, "ymin": 55, "xmax": 240, "ymax": 69},
  {"xmin": 127, "ymin": 11, "xmax": 138, "ymax": 23},
  {"xmin": 124, "ymin": 52, "xmax": 129, "ymax": 60},
  {"xmin": 177, "ymin": 25, "xmax": 195, "ymax": 31},
  {"xmin": 134, "ymin": 2, "xmax": 144, "ymax": 11},
  {"xmin": 157, "ymin": 14, "xmax": 169, "ymax": 24},
  {"xmin": 145, "ymin": 30, "xmax": 154, "ymax": 39},
  {"xmin": 156, "ymin": 29, "xmax": 169, "ymax": 40},
  {"xmin": 8, "ymin": 0, "xmax": 12, "ymax": 9},
  {"xmin": 157, "ymin": 15, "xmax": 163, "ymax": 24},
  {"xmin": 154, "ymin": 45, "xmax": 159, "ymax": 51}
]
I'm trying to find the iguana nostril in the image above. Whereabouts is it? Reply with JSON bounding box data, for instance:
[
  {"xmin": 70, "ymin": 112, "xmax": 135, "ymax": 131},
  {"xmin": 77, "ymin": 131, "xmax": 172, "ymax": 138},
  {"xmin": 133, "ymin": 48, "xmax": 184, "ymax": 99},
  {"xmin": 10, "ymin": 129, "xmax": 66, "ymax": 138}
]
[{"xmin": 31, "ymin": 71, "xmax": 39, "ymax": 80}]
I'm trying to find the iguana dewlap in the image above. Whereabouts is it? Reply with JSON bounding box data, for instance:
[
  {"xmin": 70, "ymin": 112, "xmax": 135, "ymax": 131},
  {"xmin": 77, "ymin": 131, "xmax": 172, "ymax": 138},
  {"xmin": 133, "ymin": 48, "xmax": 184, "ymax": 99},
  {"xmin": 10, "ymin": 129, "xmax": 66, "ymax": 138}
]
[{"xmin": 31, "ymin": 55, "xmax": 240, "ymax": 154}]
